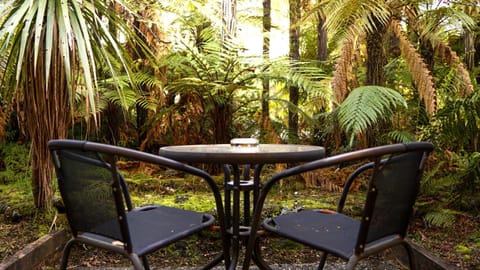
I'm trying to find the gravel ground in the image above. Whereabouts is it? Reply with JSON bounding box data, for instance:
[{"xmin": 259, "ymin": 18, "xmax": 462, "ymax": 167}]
[{"xmin": 75, "ymin": 259, "xmax": 404, "ymax": 270}]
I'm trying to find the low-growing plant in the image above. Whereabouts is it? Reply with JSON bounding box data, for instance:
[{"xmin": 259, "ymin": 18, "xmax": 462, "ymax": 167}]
[{"xmin": 0, "ymin": 143, "xmax": 31, "ymax": 185}]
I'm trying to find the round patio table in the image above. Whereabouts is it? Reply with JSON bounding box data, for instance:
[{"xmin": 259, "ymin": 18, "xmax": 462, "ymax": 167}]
[{"xmin": 159, "ymin": 143, "xmax": 326, "ymax": 270}]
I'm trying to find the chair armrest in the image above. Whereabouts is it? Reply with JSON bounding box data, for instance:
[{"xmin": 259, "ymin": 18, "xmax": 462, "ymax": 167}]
[
  {"xmin": 337, "ymin": 158, "xmax": 391, "ymax": 213},
  {"xmin": 132, "ymin": 205, "xmax": 158, "ymax": 211},
  {"xmin": 337, "ymin": 162, "xmax": 374, "ymax": 213}
]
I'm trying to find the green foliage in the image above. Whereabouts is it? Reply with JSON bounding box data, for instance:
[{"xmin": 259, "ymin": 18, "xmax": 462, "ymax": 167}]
[
  {"xmin": 0, "ymin": 143, "xmax": 31, "ymax": 185},
  {"xmin": 337, "ymin": 86, "xmax": 408, "ymax": 145},
  {"xmin": 424, "ymin": 90, "xmax": 480, "ymax": 152},
  {"xmin": 159, "ymin": 15, "xmax": 329, "ymax": 143},
  {"xmin": 419, "ymin": 151, "xmax": 480, "ymax": 218},
  {"xmin": 451, "ymin": 152, "xmax": 480, "ymax": 214}
]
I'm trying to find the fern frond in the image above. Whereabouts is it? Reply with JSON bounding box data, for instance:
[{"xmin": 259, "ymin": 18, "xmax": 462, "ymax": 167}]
[
  {"xmin": 258, "ymin": 57, "xmax": 329, "ymax": 98},
  {"xmin": 424, "ymin": 209, "xmax": 459, "ymax": 228},
  {"xmin": 386, "ymin": 130, "xmax": 416, "ymax": 143},
  {"xmin": 389, "ymin": 19, "xmax": 437, "ymax": 116},
  {"xmin": 338, "ymin": 86, "xmax": 407, "ymax": 145},
  {"xmin": 325, "ymin": 0, "xmax": 390, "ymax": 46}
]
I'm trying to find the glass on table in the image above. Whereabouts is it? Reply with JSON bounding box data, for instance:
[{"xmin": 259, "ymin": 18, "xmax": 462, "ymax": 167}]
[{"xmin": 230, "ymin": 138, "xmax": 259, "ymax": 152}]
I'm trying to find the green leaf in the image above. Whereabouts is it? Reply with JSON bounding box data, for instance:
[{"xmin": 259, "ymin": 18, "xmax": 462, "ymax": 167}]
[
  {"xmin": 33, "ymin": 0, "xmax": 47, "ymax": 69},
  {"xmin": 44, "ymin": 1, "xmax": 55, "ymax": 88},
  {"xmin": 16, "ymin": 1, "xmax": 38, "ymax": 83}
]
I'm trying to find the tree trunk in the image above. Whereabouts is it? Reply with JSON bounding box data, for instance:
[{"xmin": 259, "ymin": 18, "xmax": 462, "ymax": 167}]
[
  {"xmin": 103, "ymin": 2, "xmax": 123, "ymax": 145},
  {"xmin": 221, "ymin": 0, "xmax": 237, "ymax": 40},
  {"xmin": 25, "ymin": 27, "xmax": 70, "ymax": 209},
  {"xmin": 288, "ymin": 0, "xmax": 300, "ymax": 143},
  {"xmin": 366, "ymin": 17, "xmax": 386, "ymax": 86},
  {"xmin": 365, "ymin": 16, "xmax": 387, "ymax": 147},
  {"xmin": 131, "ymin": 17, "xmax": 149, "ymax": 146},
  {"xmin": 261, "ymin": 0, "xmax": 271, "ymax": 142},
  {"xmin": 464, "ymin": 30, "xmax": 476, "ymax": 71},
  {"xmin": 212, "ymin": 100, "xmax": 232, "ymax": 144},
  {"xmin": 317, "ymin": 13, "xmax": 328, "ymax": 61}
]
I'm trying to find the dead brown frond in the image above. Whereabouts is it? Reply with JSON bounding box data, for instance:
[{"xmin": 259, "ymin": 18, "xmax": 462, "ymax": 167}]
[
  {"xmin": 332, "ymin": 38, "xmax": 357, "ymax": 105},
  {"xmin": 435, "ymin": 41, "xmax": 474, "ymax": 97},
  {"xmin": 302, "ymin": 170, "xmax": 343, "ymax": 192},
  {"xmin": 141, "ymin": 92, "xmax": 207, "ymax": 150},
  {"xmin": 389, "ymin": 19, "xmax": 437, "ymax": 116}
]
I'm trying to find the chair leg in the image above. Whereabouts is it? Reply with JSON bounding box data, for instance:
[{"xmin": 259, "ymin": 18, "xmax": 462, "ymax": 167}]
[
  {"xmin": 129, "ymin": 253, "xmax": 147, "ymax": 270},
  {"xmin": 141, "ymin": 255, "xmax": 150, "ymax": 270},
  {"xmin": 402, "ymin": 242, "xmax": 416, "ymax": 270},
  {"xmin": 59, "ymin": 238, "xmax": 76, "ymax": 270},
  {"xmin": 317, "ymin": 252, "xmax": 328, "ymax": 270},
  {"xmin": 345, "ymin": 255, "xmax": 359, "ymax": 270},
  {"xmin": 252, "ymin": 237, "xmax": 272, "ymax": 270}
]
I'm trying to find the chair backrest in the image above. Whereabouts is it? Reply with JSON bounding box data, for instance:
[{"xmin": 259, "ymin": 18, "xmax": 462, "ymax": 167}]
[
  {"xmin": 50, "ymin": 142, "xmax": 134, "ymax": 248},
  {"xmin": 355, "ymin": 144, "xmax": 431, "ymax": 254}
]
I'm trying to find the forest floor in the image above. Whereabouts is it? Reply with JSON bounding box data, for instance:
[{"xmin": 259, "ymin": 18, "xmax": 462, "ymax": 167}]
[{"xmin": 0, "ymin": 163, "xmax": 479, "ymax": 269}]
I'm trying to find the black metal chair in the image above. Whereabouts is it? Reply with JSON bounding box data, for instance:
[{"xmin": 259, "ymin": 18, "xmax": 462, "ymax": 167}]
[
  {"xmin": 243, "ymin": 142, "xmax": 434, "ymax": 270},
  {"xmin": 48, "ymin": 139, "xmax": 227, "ymax": 270}
]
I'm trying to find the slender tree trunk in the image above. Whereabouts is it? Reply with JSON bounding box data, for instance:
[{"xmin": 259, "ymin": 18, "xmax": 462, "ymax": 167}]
[
  {"xmin": 288, "ymin": 0, "xmax": 300, "ymax": 143},
  {"xmin": 221, "ymin": 0, "xmax": 237, "ymax": 40},
  {"xmin": 261, "ymin": 0, "xmax": 271, "ymax": 142},
  {"xmin": 104, "ymin": 1, "xmax": 123, "ymax": 145},
  {"xmin": 464, "ymin": 29, "xmax": 476, "ymax": 71},
  {"xmin": 132, "ymin": 14, "xmax": 149, "ymax": 146},
  {"xmin": 464, "ymin": 4, "xmax": 478, "ymax": 72},
  {"xmin": 317, "ymin": 13, "xmax": 327, "ymax": 61}
]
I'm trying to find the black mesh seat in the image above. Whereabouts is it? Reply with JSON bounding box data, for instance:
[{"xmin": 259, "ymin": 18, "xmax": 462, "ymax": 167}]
[
  {"xmin": 243, "ymin": 142, "xmax": 434, "ymax": 270},
  {"xmin": 48, "ymin": 139, "xmax": 227, "ymax": 270}
]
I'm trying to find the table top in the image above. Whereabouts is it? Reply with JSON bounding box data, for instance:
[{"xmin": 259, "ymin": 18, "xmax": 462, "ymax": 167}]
[{"xmin": 159, "ymin": 144, "xmax": 325, "ymax": 164}]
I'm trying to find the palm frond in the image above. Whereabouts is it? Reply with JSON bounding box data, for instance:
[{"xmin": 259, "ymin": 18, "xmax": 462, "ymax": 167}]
[
  {"xmin": 338, "ymin": 85, "xmax": 407, "ymax": 145},
  {"xmin": 0, "ymin": 0, "xmax": 140, "ymax": 124}
]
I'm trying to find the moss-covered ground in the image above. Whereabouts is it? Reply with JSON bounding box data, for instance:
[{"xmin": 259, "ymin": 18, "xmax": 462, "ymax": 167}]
[{"xmin": 0, "ymin": 161, "xmax": 479, "ymax": 269}]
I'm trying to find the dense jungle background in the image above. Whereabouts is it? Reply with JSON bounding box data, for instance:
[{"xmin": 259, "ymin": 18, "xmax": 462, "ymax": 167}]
[{"xmin": 0, "ymin": 0, "xmax": 480, "ymax": 269}]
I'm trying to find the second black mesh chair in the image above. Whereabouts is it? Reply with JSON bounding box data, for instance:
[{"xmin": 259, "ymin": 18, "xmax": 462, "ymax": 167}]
[
  {"xmin": 243, "ymin": 142, "xmax": 433, "ymax": 270},
  {"xmin": 48, "ymin": 139, "xmax": 227, "ymax": 270}
]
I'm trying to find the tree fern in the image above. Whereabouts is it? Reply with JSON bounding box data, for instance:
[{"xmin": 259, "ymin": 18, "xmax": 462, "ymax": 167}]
[{"xmin": 338, "ymin": 86, "xmax": 407, "ymax": 145}]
